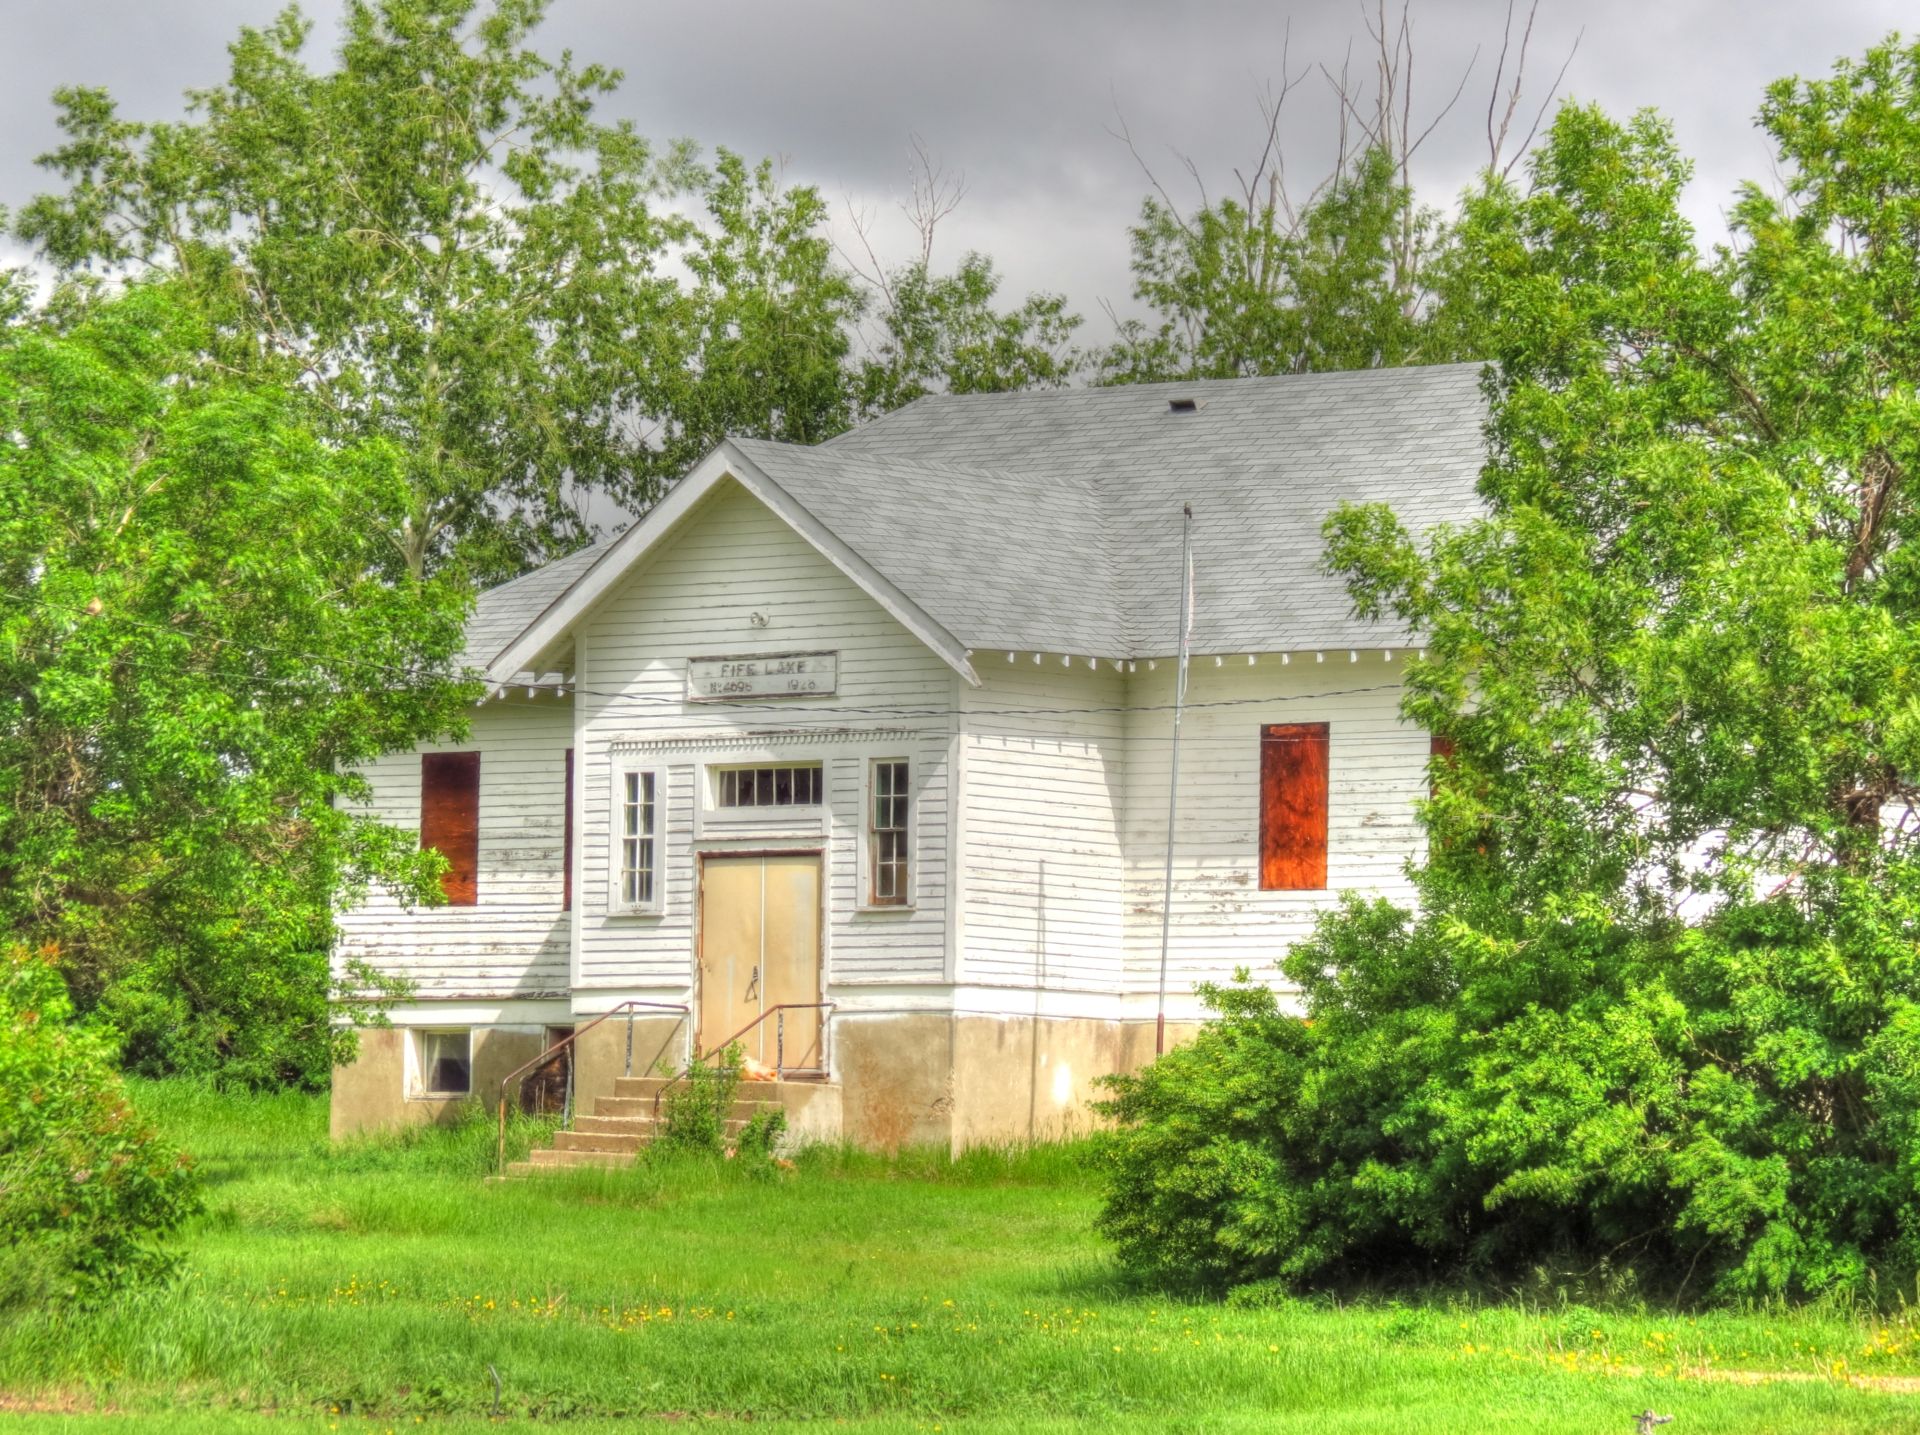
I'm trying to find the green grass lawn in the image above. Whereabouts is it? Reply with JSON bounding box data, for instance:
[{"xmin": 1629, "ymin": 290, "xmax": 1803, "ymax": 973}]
[{"xmin": 4, "ymin": 1082, "xmax": 1920, "ymax": 1433}]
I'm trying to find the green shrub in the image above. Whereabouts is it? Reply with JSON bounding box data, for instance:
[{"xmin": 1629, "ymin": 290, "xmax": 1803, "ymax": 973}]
[
  {"xmin": 1095, "ymin": 884, "xmax": 1920, "ymax": 1303},
  {"xmin": 735, "ymin": 1107, "xmax": 789, "ymax": 1164},
  {"xmin": 1098, "ymin": 54, "xmax": 1920, "ymax": 1308},
  {"xmin": 657, "ymin": 1045, "xmax": 743, "ymax": 1156},
  {"xmin": 0, "ymin": 947, "xmax": 200, "ymax": 1306}
]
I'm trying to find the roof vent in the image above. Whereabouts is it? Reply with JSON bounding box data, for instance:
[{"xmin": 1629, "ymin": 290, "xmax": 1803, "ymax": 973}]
[{"xmin": 1167, "ymin": 396, "xmax": 1204, "ymax": 414}]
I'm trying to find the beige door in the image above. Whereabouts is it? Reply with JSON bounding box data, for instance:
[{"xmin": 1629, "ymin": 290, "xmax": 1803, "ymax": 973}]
[{"xmin": 697, "ymin": 853, "xmax": 823, "ymax": 1069}]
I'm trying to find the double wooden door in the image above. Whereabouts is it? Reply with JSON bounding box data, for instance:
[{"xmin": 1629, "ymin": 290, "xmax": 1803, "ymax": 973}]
[{"xmin": 697, "ymin": 853, "xmax": 823, "ymax": 1069}]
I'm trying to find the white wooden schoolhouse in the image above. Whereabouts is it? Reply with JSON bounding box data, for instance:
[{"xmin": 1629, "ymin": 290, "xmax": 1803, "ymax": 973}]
[{"xmin": 330, "ymin": 362, "xmax": 1485, "ymax": 1152}]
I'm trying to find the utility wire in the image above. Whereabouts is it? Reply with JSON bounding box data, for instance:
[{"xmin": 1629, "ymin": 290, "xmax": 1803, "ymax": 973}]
[{"xmin": 0, "ymin": 587, "xmax": 1420, "ymax": 729}]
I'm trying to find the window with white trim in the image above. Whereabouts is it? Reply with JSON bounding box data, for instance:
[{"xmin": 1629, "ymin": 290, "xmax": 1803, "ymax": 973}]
[
  {"xmin": 412, "ymin": 1028, "xmax": 471, "ymax": 1097},
  {"xmin": 869, "ymin": 759, "xmax": 910, "ymax": 906},
  {"xmin": 616, "ymin": 768, "xmax": 661, "ymax": 910},
  {"xmin": 714, "ymin": 763, "xmax": 823, "ymax": 809}
]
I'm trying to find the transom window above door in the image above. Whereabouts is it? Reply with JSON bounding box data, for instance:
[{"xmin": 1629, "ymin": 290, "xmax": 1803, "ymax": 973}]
[{"xmin": 713, "ymin": 763, "xmax": 824, "ymax": 809}]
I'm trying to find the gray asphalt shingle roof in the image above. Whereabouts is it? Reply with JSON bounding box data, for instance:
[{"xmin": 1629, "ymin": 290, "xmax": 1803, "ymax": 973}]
[
  {"xmin": 461, "ymin": 538, "xmax": 609, "ymax": 675},
  {"xmin": 472, "ymin": 362, "xmax": 1488, "ymax": 670},
  {"xmin": 729, "ymin": 441, "xmax": 1127, "ymax": 656}
]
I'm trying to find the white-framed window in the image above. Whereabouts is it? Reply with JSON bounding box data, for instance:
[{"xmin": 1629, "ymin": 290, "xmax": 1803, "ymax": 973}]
[
  {"xmin": 612, "ymin": 765, "xmax": 663, "ymax": 912},
  {"xmin": 867, "ymin": 758, "xmax": 911, "ymax": 907},
  {"xmin": 411, "ymin": 1028, "xmax": 472, "ymax": 1098},
  {"xmin": 712, "ymin": 762, "xmax": 824, "ymax": 809}
]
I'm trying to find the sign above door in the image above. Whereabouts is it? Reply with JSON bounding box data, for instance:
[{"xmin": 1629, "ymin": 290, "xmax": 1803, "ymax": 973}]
[{"xmin": 687, "ymin": 651, "xmax": 838, "ymax": 701}]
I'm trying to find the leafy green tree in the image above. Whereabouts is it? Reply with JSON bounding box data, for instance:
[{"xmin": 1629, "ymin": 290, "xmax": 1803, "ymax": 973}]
[
  {"xmin": 0, "ymin": 211, "xmax": 24, "ymax": 325},
  {"xmin": 1100, "ymin": 147, "xmax": 1478, "ymax": 383},
  {"xmin": 1, "ymin": 945, "xmax": 200, "ymax": 1307},
  {"xmin": 1100, "ymin": 39, "xmax": 1920, "ymax": 1302},
  {"xmin": 0, "ymin": 283, "xmax": 473, "ymax": 1088},
  {"xmin": 12, "ymin": 2, "xmax": 1067, "ymax": 573},
  {"xmin": 839, "ymin": 143, "xmax": 1085, "ymax": 410},
  {"xmin": 15, "ymin": 0, "xmax": 689, "ymax": 584},
  {"xmin": 859, "ymin": 252, "xmax": 1082, "ymax": 412},
  {"xmin": 1097, "ymin": 0, "xmax": 1578, "ymax": 384},
  {"xmin": 650, "ymin": 151, "xmax": 864, "ymax": 477}
]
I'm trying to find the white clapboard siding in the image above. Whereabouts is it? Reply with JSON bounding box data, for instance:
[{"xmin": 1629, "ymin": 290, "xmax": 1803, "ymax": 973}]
[
  {"xmin": 574, "ymin": 478, "xmax": 958, "ymax": 991},
  {"xmin": 336, "ymin": 469, "xmax": 1436, "ymax": 1014},
  {"xmin": 959, "ymin": 661, "xmax": 1127, "ymax": 992},
  {"xmin": 823, "ymin": 732, "xmax": 953, "ymax": 981},
  {"xmin": 1121, "ymin": 657, "xmax": 1427, "ymax": 997},
  {"xmin": 334, "ymin": 694, "xmax": 572, "ymax": 999}
]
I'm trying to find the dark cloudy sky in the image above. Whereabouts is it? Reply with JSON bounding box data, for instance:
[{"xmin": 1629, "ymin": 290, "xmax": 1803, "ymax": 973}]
[{"xmin": 2, "ymin": 0, "xmax": 1910, "ymax": 336}]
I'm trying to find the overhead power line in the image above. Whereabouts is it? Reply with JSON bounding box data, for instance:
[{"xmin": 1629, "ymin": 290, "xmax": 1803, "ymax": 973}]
[{"xmin": 0, "ymin": 587, "xmax": 1420, "ymax": 731}]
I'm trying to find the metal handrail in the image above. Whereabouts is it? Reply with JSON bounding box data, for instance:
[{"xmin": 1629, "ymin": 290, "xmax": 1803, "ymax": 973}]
[
  {"xmin": 495, "ymin": 1000, "xmax": 690, "ymax": 1176},
  {"xmin": 650, "ymin": 1001, "xmax": 836, "ymax": 1121}
]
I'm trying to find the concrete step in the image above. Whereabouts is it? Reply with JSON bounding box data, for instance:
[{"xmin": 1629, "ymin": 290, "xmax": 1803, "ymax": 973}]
[
  {"xmin": 612, "ymin": 1074, "xmax": 824, "ymax": 1101},
  {"xmin": 553, "ymin": 1128, "xmax": 650, "ymax": 1154},
  {"xmin": 593, "ymin": 1095, "xmax": 668, "ymax": 1120},
  {"xmin": 610, "ymin": 1075, "xmax": 674, "ymax": 1097},
  {"xmin": 595, "ymin": 1094, "xmax": 779, "ymax": 1121},
  {"xmin": 525, "ymin": 1146, "xmax": 632, "ymax": 1170},
  {"xmin": 575, "ymin": 1113, "xmax": 659, "ymax": 1136}
]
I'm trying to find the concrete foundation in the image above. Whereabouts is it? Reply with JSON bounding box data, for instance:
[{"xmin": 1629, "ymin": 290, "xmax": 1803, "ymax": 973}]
[
  {"xmin": 329, "ymin": 1024, "xmax": 547, "ymax": 1141},
  {"xmin": 572, "ymin": 1014, "xmax": 692, "ymax": 1108},
  {"xmin": 777, "ymin": 1079, "xmax": 843, "ymax": 1148},
  {"xmin": 331, "ymin": 1008, "xmax": 1204, "ymax": 1150},
  {"xmin": 835, "ymin": 1012, "xmax": 957, "ymax": 1152},
  {"xmin": 821, "ymin": 1010, "xmax": 1206, "ymax": 1152}
]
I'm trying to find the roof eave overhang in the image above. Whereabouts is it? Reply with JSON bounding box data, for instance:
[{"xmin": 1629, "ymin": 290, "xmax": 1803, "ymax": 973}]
[{"xmin": 485, "ymin": 441, "xmax": 981, "ymax": 689}]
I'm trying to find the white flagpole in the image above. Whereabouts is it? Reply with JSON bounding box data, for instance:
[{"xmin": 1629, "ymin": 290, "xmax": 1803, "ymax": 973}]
[{"xmin": 1155, "ymin": 503, "xmax": 1194, "ymax": 1057}]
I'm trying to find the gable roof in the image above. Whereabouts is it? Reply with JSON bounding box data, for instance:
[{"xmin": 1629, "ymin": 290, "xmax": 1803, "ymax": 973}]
[
  {"xmin": 731, "ymin": 440, "xmax": 1127, "ymax": 657},
  {"xmin": 484, "ymin": 443, "xmax": 983, "ymax": 687},
  {"xmin": 822, "ymin": 362, "xmax": 1486, "ymax": 656},
  {"xmin": 472, "ymin": 362, "xmax": 1488, "ymax": 680},
  {"xmin": 460, "ymin": 538, "xmax": 610, "ymax": 681}
]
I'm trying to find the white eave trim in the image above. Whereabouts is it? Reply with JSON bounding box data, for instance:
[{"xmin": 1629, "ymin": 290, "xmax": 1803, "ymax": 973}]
[{"xmin": 485, "ymin": 441, "xmax": 981, "ymax": 688}]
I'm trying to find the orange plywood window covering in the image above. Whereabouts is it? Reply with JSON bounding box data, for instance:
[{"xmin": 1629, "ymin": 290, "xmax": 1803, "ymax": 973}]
[
  {"xmin": 562, "ymin": 748, "xmax": 574, "ymax": 911},
  {"xmin": 421, "ymin": 751, "xmax": 480, "ymax": 906},
  {"xmin": 1260, "ymin": 723, "xmax": 1330, "ymax": 890}
]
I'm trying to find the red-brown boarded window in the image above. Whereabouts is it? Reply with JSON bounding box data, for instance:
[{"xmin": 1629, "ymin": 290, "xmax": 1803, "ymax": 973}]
[
  {"xmin": 1260, "ymin": 723, "xmax": 1329, "ymax": 890},
  {"xmin": 562, "ymin": 748, "xmax": 574, "ymax": 911},
  {"xmin": 421, "ymin": 751, "xmax": 480, "ymax": 906}
]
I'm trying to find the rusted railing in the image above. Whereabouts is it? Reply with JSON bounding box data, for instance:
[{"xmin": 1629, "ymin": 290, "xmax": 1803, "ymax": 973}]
[
  {"xmin": 650, "ymin": 1001, "xmax": 835, "ymax": 1122},
  {"xmin": 495, "ymin": 1000, "xmax": 690, "ymax": 1176}
]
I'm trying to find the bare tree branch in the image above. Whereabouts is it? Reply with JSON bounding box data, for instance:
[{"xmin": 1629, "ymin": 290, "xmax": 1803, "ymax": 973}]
[
  {"xmin": 1503, "ymin": 24, "xmax": 1582, "ymax": 179},
  {"xmin": 1487, "ymin": 0, "xmax": 1582, "ymax": 179},
  {"xmin": 903, "ymin": 133, "xmax": 966, "ymax": 266}
]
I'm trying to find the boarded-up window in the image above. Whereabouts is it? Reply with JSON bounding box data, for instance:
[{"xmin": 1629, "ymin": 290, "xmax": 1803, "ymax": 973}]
[
  {"xmin": 562, "ymin": 748, "xmax": 575, "ymax": 911},
  {"xmin": 421, "ymin": 751, "xmax": 480, "ymax": 906},
  {"xmin": 1259, "ymin": 723, "xmax": 1329, "ymax": 890}
]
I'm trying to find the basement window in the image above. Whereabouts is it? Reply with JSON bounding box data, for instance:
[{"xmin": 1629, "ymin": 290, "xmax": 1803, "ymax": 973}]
[
  {"xmin": 413, "ymin": 1028, "xmax": 472, "ymax": 1098},
  {"xmin": 714, "ymin": 763, "xmax": 823, "ymax": 809}
]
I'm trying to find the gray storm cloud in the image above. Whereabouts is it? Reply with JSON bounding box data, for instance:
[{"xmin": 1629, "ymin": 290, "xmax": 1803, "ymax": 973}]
[{"xmin": 2, "ymin": 0, "xmax": 1910, "ymax": 331}]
